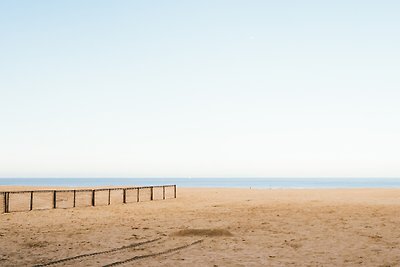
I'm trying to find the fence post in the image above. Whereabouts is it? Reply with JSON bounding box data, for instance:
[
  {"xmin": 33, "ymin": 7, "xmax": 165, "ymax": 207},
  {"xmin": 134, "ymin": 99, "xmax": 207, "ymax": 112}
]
[
  {"xmin": 73, "ymin": 190, "xmax": 76, "ymax": 207},
  {"xmin": 3, "ymin": 193, "xmax": 8, "ymax": 213},
  {"xmin": 2, "ymin": 193, "xmax": 5, "ymax": 213},
  {"xmin": 150, "ymin": 187, "xmax": 153, "ymax": 201},
  {"xmin": 92, "ymin": 190, "xmax": 95, "ymax": 206},
  {"xmin": 5, "ymin": 193, "xmax": 9, "ymax": 213},
  {"xmin": 53, "ymin": 191, "xmax": 57, "ymax": 209},
  {"xmin": 108, "ymin": 189, "xmax": 111, "ymax": 205},
  {"xmin": 30, "ymin": 191, "xmax": 33, "ymax": 211},
  {"xmin": 123, "ymin": 189, "xmax": 126, "ymax": 204},
  {"xmin": 163, "ymin": 186, "xmax": 165, "ymax": 200},
  {"xmin": 174, "ymin": 185, "xmax": 177, "ymax": 198},
  {"xmin": 137, "ymin": 188, "xmax": 139, "ymax": 202}
]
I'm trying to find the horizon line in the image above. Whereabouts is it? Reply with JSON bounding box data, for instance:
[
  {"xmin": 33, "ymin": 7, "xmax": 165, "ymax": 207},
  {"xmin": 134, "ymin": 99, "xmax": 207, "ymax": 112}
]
[{"xmin": 1, "ymin": 177, "xmax": 400, "ymax": 179}]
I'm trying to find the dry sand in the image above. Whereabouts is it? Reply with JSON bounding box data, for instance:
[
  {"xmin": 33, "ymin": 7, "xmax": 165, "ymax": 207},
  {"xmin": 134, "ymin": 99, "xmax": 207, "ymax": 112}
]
[{"xmin": 1, "ymin": 187, "xmax": 400, "ymax": 266}]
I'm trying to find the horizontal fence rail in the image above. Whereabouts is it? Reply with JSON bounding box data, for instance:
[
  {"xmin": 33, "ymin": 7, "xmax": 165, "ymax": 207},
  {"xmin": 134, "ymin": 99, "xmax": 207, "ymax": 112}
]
[{"xmin": 0, "ymin": 185, "xmax": 176, "ymax": 214}]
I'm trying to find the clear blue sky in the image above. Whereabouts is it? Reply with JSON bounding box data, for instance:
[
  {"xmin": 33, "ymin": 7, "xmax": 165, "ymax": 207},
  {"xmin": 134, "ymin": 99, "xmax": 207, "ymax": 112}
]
[{"xmin": 1, "ymin": 1, "xmax": 399, "ymax": 178}]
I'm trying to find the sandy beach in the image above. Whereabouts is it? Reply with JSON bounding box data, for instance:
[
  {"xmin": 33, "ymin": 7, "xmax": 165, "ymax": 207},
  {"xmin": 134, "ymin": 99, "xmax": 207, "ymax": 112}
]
[{"xmin": 1, "ymin": 187, "xmax": 400, "ymax": 266}]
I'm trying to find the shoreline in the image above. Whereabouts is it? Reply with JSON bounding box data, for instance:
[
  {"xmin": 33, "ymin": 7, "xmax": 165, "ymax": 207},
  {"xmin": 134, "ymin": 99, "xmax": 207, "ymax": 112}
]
[
  {"xmin": 1, "ymin": 177, "xmax": 400, "ymax": 190},
  {"xmin": 2, "ymin": 185, "xmax": 400, "ymax": 190}
]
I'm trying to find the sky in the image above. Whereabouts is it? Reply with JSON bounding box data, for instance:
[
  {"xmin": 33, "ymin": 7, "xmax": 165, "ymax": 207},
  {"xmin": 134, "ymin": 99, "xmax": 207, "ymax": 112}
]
[{"xmin": 1, "ymin": 1, "xmax": 399, "ymax": 178}]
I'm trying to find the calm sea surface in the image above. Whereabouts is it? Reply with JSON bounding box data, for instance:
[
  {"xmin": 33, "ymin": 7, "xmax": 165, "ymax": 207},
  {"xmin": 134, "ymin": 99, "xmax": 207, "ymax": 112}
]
[{"xmin": 0, "ymin": 178, "xmax": 400, "ymax": 189}]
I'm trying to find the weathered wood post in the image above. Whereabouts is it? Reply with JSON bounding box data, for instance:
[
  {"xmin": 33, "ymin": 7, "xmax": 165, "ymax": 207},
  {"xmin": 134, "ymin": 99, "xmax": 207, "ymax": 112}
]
[
  {"xmin": 150, "ymin": 187, "xmax": 153, "ymax": 201},
  {"xmin": 5, "ymin": 192, "xmax": 9, "ymax": 213},
  {"xmin": 174, "ymin": 185, "xmax": 177, "ymax": 198},
  {"xmin": 73, "ymin": 190, "xmax": 76, "ymax": 207},
  {"xmin": 30, "ymin": 191, "xmax": 34, "ymax": 211},
  {"xmin": 123, "ymin": 189, "xmax": 126, "ymax": 204},
  {"xmin": 3, "ymin": 193, "xmax": 8, "ymax": 213},
  {"xmin": 2, "ymin": 193, "xmax": 5, "ymax": 213},
  {"xmin": 53, "ymin": 191, "xmax": 57, "ymax": 209},
  {"xmin": 137, "ymin": 188, "xmax": 139, "ymax": 202},
  {"xmin": 108, "ymin": 189, "xmax": 111, "ymax": 205},
  {"xmin": 92, "ymin": 190, "xmax": 95, "ymax": 206},
  {"xmin": 163, "ymin": 186, "xmax": 165, "ymax": 200}
]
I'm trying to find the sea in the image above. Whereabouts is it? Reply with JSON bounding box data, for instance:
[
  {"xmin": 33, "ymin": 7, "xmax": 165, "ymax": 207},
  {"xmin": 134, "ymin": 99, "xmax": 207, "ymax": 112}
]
[{"xmin": 1, "ymin": 178, "xmax": 400, "ymax": 189}]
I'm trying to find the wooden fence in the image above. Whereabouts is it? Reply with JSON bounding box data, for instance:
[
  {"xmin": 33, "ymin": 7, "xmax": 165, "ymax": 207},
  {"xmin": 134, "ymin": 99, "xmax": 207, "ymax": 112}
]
[{"xmin": 0, "ymin": 185, "xmax": 176, "ymax": 214}]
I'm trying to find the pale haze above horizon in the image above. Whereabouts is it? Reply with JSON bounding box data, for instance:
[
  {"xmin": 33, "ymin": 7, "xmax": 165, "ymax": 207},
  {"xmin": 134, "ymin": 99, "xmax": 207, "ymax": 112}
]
[{"xmin": 1, "ymin": 1, "xmax": 399, "ymax": 178}]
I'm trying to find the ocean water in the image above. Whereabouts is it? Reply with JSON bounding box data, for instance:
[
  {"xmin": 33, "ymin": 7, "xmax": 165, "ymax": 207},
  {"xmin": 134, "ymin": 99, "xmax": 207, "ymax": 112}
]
[{"xmin": 0, "ymin": 178, "xmax": 400, "ymax": 189}]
